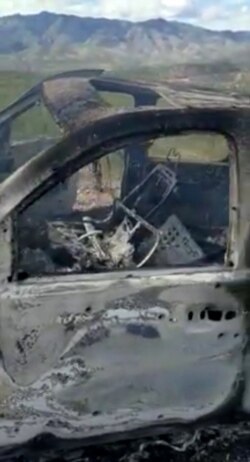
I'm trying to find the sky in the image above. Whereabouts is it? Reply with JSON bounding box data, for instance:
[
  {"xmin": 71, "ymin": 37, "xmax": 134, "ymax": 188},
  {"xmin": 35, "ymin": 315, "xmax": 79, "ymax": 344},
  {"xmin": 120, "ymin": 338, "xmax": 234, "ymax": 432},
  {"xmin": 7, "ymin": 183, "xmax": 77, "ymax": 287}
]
[{"xmin": 0, "ymin": 0, "xmax": 249, "ymax": 31}]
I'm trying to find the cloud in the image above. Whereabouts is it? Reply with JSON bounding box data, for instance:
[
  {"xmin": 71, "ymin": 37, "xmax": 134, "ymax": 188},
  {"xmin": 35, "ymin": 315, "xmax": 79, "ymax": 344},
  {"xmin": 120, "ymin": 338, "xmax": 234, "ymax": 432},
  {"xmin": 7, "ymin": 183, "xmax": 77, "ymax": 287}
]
[
  {"xmin": 70, "ymin": 0, "xmax": 190, "ymax": 21},
  {"xmin": 0, "ymin": 0, "xmax": 190, "ymax": 19},
  {"xmin": 176, "ymin": 0, "xmax": 250, "ymax": 30},
  {"xmin": 0, "ymin": 0, "xmax": 249, "ymax": 30}
]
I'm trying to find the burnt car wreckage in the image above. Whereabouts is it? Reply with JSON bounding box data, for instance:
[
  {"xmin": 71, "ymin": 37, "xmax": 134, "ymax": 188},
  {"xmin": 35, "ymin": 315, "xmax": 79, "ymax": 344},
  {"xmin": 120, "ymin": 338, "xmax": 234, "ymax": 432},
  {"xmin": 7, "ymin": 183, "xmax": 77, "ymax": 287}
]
[{"xmin": 0, "ymin": 69, "xmax": 249, "ymax": 455}]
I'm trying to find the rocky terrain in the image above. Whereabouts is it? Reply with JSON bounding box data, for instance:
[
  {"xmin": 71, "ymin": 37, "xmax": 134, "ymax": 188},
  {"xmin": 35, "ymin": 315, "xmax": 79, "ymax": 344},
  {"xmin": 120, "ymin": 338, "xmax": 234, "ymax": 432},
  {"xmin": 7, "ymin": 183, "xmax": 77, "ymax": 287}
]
[{"xmin": 0, "ymin": 12, "xmax": 250, "ymax": 70}]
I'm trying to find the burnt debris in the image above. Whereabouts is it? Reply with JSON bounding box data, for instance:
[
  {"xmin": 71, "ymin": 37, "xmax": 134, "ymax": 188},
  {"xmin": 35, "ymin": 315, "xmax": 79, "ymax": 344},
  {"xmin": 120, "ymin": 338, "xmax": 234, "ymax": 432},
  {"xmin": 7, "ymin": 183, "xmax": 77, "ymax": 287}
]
[{"xmin": 17, "ymin": 152, "xmax": 229, "ymax": 275}]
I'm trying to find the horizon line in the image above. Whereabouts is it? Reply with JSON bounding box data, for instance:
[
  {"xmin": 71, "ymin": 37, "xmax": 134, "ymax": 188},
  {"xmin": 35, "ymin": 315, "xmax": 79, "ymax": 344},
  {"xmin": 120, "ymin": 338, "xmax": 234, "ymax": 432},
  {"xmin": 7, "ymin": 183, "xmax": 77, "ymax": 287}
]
[{"xmin": 0, "ymin": 10, "xmax": 249, "ymax": 33}]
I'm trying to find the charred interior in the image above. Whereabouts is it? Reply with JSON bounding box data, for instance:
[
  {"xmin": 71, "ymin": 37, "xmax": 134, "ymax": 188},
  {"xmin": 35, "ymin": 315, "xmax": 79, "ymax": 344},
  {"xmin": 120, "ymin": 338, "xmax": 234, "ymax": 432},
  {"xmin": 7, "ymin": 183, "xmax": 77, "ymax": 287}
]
[{"xmin": 16, "ymin": 131, "xmax": 230, "ymax": 276}]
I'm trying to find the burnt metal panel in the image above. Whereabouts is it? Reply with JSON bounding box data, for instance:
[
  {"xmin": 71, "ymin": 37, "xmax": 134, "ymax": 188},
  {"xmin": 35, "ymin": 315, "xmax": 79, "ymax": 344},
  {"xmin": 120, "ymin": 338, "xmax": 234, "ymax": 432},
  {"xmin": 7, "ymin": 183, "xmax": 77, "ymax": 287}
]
[{"xmin": 42, "ymin": 77, "xmax": 110, "ymax": 132}]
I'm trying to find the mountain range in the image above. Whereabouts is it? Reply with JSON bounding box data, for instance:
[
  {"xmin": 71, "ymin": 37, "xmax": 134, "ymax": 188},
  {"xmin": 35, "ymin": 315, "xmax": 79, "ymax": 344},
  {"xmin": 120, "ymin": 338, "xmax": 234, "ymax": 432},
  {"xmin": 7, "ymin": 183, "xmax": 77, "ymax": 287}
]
[{"xmin": 0, "ymin": 11, "xmax": 250, "ymax": 71}]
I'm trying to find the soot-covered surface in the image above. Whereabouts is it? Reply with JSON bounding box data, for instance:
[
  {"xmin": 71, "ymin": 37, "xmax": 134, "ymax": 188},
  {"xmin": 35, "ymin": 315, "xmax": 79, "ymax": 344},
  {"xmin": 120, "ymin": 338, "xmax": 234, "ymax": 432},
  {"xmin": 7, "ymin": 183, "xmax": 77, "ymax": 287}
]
[{"xmin": 2, "ymin": 422, "xmax": 250, "ymax": 461}]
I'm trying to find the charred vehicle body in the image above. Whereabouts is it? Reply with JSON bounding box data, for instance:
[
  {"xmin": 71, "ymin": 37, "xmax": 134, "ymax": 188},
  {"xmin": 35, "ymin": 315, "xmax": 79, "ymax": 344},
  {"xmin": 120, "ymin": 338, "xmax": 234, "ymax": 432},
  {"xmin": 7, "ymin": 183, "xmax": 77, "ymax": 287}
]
[{"xmin": 0, "ymin": 70, "xmax": 249, "ymax": 448}]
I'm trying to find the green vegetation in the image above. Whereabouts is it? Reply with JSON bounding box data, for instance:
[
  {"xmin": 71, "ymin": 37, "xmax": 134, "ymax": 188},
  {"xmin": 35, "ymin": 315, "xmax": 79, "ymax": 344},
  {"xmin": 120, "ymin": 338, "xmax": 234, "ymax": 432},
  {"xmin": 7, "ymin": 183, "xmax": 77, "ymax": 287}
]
[
  {"xmin": 12, "ymin": 105, "xmax": 61, "ymax": 140},
  {"xmin": 0, "ymin": 68, "xmax": 248, "ymax": 150},
  {"xmin": 0, "ymin": 72, "xmax": 134, "ymax": 140},
  {"xmin": 148, "ymin": 133, "xmax": 229, "ymax": 163},
  {"xmin": 0, "ymin": 71, "xmax": 40, "ymax": 107},
  {"xmin": 0, "ymin": 71, "xmax": 59, "ymax": 140},
  {"xmin": 85, "ymin": 131, "xmax": 229, "ymax": 196}
]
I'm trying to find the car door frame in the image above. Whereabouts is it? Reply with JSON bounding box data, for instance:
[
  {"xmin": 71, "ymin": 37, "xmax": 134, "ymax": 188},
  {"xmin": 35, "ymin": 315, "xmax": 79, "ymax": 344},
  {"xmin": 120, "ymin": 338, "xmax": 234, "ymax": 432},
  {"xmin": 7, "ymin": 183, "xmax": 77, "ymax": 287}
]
[{"xmin": 0, "ymin": 104, "xmax": 249, "ymax": 441}]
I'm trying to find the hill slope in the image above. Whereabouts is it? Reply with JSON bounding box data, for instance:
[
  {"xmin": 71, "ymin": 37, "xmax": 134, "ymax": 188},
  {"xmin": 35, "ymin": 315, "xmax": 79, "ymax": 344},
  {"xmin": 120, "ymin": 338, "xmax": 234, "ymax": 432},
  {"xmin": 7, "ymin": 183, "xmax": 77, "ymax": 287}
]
[{"xmin": 0, "ymin": 12, "xmax": 249, "ymax": 70}]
